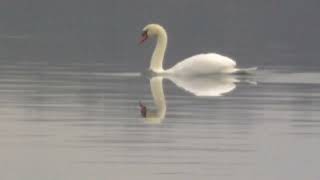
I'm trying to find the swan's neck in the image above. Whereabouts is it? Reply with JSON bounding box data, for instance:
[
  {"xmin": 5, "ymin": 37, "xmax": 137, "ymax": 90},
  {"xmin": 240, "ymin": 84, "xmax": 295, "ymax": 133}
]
[{"xmin": 150, "ymin": 30, "xmax": 167, "ymax": 73}]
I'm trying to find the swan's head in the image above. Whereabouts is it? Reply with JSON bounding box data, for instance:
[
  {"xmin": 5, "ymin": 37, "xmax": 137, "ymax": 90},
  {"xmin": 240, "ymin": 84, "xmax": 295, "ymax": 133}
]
[{"xmin": 140, "ymin": 24, "xmax": 166, "ymax": 44}]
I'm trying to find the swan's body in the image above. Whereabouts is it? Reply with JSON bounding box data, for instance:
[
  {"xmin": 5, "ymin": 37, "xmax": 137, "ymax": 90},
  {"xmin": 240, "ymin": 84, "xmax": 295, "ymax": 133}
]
[
  {"xmin": 166, "ymin": 53, "xmax": 237, "ymax": 75},
  {"xmin": 140, "ymin": 24, "xmax": 256, "ymax": 76}
]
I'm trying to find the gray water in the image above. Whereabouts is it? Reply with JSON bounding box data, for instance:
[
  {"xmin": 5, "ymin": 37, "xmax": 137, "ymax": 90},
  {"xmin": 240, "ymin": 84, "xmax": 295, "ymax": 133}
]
[{"xmin": 0, "ymin": 1, "xmax": 320, "ymax": 180}]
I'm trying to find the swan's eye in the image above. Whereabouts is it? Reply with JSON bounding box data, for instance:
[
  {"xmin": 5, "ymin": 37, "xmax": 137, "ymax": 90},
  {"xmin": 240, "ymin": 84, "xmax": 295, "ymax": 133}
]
[
  {"xmin": 139, "ymin": 30, "xmax": 148, "ymax": 44},
  {"xmin": 141, "ymin": 30, "xmax": 147, "ymax": 37}
]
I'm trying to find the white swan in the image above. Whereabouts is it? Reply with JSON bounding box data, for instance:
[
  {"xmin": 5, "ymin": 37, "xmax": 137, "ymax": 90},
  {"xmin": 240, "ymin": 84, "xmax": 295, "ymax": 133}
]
[{"xmin": 140, "ymin": 24, "xmax": 257, "ymax": 76}]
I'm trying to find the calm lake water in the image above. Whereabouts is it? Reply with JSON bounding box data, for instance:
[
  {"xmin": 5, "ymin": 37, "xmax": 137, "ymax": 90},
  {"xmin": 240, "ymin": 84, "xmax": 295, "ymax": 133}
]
[
  {"xmin": 0, "ymin": 61, "xmax": 319, "ymax": 180},
  {"xmin": 1, "ymin": 1, "xmax": 320, "ymax": 180}
]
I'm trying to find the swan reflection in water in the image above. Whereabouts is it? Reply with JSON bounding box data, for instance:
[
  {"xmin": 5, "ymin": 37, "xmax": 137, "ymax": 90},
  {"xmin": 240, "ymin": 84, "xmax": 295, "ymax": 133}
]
[
  {"xmin": 139, "ymin": 75, "xmax": 254, "ymax": 124},
  {"xmin": 139, "ymin": 77, "xmax": 166, "ymax": 124}
]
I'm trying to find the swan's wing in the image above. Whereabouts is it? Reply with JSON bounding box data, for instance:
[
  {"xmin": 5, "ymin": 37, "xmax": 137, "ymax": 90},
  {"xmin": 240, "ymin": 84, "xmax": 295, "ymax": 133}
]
[{"xmin": 168, "ymin": 53, "xmax": 236, "ymax": 75}]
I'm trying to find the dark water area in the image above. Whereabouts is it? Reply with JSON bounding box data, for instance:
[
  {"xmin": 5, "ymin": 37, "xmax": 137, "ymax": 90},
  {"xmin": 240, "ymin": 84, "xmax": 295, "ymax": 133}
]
[{"xmin": 0, "ymin": 1, "xmax": 319, "ymax": 180}]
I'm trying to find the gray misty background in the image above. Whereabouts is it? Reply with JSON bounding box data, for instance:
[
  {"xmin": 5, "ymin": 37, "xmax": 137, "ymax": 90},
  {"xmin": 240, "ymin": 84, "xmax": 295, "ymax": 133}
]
[{"xmin": 0, "ymin": 0, "xmax": 319, "ymax": 71}]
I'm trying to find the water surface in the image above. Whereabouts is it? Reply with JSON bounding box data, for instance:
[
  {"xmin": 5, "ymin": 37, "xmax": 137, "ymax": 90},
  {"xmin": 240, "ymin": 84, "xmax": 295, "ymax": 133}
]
[{"xmin": 0, "ymin": 61, "xmax": 319, "ymax": 180}]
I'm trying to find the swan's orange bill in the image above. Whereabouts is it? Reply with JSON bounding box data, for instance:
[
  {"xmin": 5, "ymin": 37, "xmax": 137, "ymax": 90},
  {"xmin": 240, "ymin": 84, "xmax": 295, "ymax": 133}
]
[{"xmin": 139, "ymin": 31, "xmax": 148, "ymax": 44}]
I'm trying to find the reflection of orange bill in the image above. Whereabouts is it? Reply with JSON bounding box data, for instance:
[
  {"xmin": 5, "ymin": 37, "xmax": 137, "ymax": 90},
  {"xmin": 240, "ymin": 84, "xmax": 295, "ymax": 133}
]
[{"xmin": 139, "ymin": 101, "xmax": 147, "ymax": 117}]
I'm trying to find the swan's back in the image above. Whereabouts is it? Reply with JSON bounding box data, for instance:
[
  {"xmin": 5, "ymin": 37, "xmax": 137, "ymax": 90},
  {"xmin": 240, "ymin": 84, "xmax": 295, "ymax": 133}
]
[{"xmin": 167, "ymin": 53, "xmax": 237, "ymax": 76}]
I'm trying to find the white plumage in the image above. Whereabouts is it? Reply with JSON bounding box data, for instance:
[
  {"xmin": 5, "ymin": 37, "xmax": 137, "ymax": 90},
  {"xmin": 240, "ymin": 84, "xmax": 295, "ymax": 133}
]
[
  {"xmin": 167, "ymin": 53, "xmax": 237, "ymax": 75},
  {"xmin": 140, "ymin": 24, "xmax": 256, "ymax": 75}
]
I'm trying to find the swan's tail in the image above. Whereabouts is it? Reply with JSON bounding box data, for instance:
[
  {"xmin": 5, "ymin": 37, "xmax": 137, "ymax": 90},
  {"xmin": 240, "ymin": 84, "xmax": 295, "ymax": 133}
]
[{"xmin": 233, "ymin": 67, "xmax": 257, "ymax": 75}]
